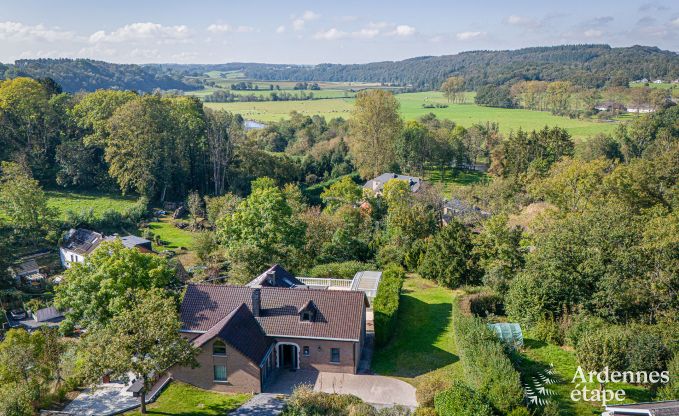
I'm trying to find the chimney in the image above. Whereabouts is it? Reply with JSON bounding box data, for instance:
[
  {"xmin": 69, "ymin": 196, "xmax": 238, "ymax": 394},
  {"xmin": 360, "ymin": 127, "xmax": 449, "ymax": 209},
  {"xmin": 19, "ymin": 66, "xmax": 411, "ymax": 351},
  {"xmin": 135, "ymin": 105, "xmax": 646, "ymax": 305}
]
[
  {"xmin": 251, "ymin": 288, "xmax": 261, "ymax": 317},
  {"xmin": 266, "ymin": 270, "xmax": 276, "ymax": 286}
]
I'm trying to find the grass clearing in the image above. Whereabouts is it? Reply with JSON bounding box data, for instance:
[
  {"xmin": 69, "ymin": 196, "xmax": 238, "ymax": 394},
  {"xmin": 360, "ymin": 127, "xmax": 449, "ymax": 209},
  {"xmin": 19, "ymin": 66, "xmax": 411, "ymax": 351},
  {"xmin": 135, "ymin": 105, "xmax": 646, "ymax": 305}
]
[
  {"xmin": 207, "ymin": 91, "xmax": 618, "ymax": 140},
  {"xmin": 424, "ymin": 167, "xmax": 489, "ymax": 197},
  {"xmin": 372, "ymin": 276, "xmax": 463, "ymax": 385},
  {"xmin": 518, "ymin": 338, "xmax": 654, "ymax": 416},
  {"xmin": 46, "ymin": 190, "xmax": 138, "ymax": 219},
  {"xmin": 125, "ymin": 381, "xmax": 251, "ymax": 416},
  {"xmin": 147, "ymin": 215, "xmax": 197, "ymax": 250}
]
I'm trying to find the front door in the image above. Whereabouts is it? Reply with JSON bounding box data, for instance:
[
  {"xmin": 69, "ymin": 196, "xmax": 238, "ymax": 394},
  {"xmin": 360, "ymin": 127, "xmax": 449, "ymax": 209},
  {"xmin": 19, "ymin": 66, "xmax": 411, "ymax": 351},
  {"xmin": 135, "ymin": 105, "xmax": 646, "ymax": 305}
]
[{"xmin": 279, "ymin": 344, "xmax": 297, "ymax": 369}]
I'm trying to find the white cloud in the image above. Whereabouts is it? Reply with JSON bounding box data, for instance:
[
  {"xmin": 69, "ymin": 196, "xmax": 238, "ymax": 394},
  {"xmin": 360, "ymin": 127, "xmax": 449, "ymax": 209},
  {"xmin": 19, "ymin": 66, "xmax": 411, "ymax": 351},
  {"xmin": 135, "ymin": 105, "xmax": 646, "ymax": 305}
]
[
  {"xmin": 583, "ymin": 29, "xmax": 603, "ymax": 38},
  {"xmin": 505, "ymin": 15, "xmax": 540, "ymax": 28},
  {"xmin": 672, "ymin": 17, "xmax": 679, "ymax": 27},
  {"xmin": 207, "ymin": 24, "xmax": 254, "ymax": 33},
  {"xmin": 0, "ymin": 21, "xmax": 74, "ymax": 42},
  {"xmin": 456, "ymin": 31, "xmax": 486, "ymax": 40},
  {"xmin": 388, "ymin": 24, "xmax": 416, "ymax": 37},
  {"xmin": 89, "ymin": 22, "xmax": 190, "ymax": 43},
  {"xmin": 354, "ymin": 28, "xmax": 380, "ymax": 39},
  {"xmin": 313, "ymin": 28, "xmax": 347, "ymax": 40},
  {"xmin": 291, "ymin": 10, "xmax": 320, "ymax": 31},
  {"xmin": 276, "ymin": 25, "xmax": 286, "ymax": 34}
]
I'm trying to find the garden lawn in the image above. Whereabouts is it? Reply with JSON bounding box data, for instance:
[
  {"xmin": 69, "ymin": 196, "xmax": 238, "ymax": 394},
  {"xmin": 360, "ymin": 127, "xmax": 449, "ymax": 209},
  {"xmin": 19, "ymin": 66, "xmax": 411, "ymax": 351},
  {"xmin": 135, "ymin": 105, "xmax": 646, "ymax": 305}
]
[
  {"xmin": 372, "ymin": 276, "xmax": 463, "ymax": 386},
  {"xmin": 46, "ymin": 190, "xmax": 138, "ymax": 219},
  {"xmin": 147, "ymin": 215, "xmax": 197, "ymax": 250},
  {"xmin": 518, "ymin": 338, "xmax": 654, "ymax": 416},
  {"xmin": 125, "ymin": 381, "xmax": 250, "ymax": 416},
  {"xmin": 424, "ymin": 167, "xmax": 489, "ymax": 197}
]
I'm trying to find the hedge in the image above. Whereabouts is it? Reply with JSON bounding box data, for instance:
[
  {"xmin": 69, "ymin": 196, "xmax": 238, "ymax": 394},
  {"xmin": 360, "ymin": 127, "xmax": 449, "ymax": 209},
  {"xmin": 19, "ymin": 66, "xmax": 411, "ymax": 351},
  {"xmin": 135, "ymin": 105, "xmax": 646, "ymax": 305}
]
[
  {"xmin": 373, "ymin": 264, "xmax": 405, "ymax": 347},
  {"xmin": 305, "ymin": 261, "xmax": 376, "ymax": 279},
  {"xmin": 451, "ymin": 302, "xmax": 524, "ymax": 414},
  {"xmin": 434, "ymin": 382, "xmax": 495, "ymax": 416}
]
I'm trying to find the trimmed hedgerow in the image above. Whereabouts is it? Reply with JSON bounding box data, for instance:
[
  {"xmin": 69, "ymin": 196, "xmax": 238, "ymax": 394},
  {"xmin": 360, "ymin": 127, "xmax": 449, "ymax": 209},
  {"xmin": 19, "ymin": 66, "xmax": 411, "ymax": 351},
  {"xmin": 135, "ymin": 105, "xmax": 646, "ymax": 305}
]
[
  {"xmin": 451, "ymin": 302, "xmax": 524, "ymax": 414},
  {"xmin": 434, "ymin": 382, "xmax": 495, "ymax": 416},
  {"xmin": 373, "ymin": 264, "xmax": 405, "ymax": 347},
  {"xmin": 305, "ymin": 261, "xmax": 376, "ymax": 279}
]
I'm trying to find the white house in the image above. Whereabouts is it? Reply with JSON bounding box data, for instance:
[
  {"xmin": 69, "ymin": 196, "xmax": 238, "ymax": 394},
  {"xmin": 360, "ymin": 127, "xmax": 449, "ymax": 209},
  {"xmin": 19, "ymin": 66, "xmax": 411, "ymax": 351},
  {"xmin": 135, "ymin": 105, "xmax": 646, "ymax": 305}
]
[
  {"xmin": 59, "ymin": 229, "xmax": 104, "ymax": 268},
  {"xmin": 363, "ymin": 173, "xmax": 422, "ymax": 195}
]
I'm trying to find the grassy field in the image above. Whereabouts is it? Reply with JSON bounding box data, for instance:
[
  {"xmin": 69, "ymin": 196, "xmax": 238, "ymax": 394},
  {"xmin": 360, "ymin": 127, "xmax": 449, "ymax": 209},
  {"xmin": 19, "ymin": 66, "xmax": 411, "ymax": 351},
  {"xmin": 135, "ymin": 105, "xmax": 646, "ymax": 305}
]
[
  {"xmin": 206, "ymin": 91, "xmax": 618, "ymax": 140},
  {"xmin": 372, "ymin": 276, "xmax": 463, "ymax": 385},
  {"xmin": 46, "ymin": 190, "xmax": 138, "ymax": 219},
  {"xmin": 518, "ymin": 338, "xmax": 654, "ymax": 415},
  {"xmin": 147, "ymin": 215, "xmax": 197, "ymax": 250},
  {"xmin": 424, "ymin": 167, "xmax": 489, "ymax": 198},
  {"xmin": 125, "ymin": 381, "xmax": 250, "ymax": 416}
]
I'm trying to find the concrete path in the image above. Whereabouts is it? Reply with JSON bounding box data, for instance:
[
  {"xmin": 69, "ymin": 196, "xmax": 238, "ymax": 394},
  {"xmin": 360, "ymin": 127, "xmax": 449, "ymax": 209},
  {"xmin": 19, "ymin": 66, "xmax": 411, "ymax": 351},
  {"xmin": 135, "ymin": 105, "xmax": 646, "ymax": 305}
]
[
  {"xmin": 62, "ymin": 384, "xmax": 139, "ymax": 416},
  {"xmin": 315, "ymin": 372, "xmax": 418, "ymax": 408},
  {"xmin": 228, "ymin": 393, "xmax": 286, "ymax": 416}
]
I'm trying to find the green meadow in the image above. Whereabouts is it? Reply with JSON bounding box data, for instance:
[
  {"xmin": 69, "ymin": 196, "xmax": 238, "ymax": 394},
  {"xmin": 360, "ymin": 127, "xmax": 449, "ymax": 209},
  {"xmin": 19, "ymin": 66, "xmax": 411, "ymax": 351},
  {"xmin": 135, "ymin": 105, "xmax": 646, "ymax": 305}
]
[{"xmin": 205, "ymin": 91, "xmax": 618, "ymax": 140}]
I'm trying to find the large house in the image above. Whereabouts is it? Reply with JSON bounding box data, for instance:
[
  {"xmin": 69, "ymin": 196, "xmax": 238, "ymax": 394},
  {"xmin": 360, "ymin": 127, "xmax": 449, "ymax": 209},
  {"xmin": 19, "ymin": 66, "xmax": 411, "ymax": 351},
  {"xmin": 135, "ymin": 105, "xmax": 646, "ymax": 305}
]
[
  {"xmin": 60, "ymin": 229, "xmax": 152, "ymax": 268},
  {"xmin": 602, "ymin": 400, "xmax": 679, "ymax": 416},
  {"xmin": 364, "ymin": 173, "xmax": 422, "ymax": 195},
  {"xmin": 170, "ymin": 266, "xmax": 369, "ymax": 394}
]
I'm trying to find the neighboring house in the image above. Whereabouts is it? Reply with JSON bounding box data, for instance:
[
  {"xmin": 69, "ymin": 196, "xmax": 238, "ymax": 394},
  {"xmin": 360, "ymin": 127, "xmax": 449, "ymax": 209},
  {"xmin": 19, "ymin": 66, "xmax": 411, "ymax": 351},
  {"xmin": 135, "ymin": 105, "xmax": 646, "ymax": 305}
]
[
  {"xmin": 442, "ymin": 198, "xmax": 491, "ymax": 226},
  {"xmin": 59, "ymin": 229, "xmax": 105, "ymax": 268},
  {"xmin": 59, "ymin": 229, "xmax": 152, "ymax": 268},
  {"xmin": 171, "ymin": 279, "xmax": 368, "ymax": 393},
  {"xmin": 246, "ymin": 264, "xmax": 305, "ymax": 288},
  {"xmin": 627, "ymin": 105, "xmax": 656, "ymax": 114},
  {"xmin": 602, "ymin": 400, "xmax": 679, "ymax": 415},
  {"xmin": 595, "ymin": 101, "xmax": 626, "ymax": 112},
  {"xmin": 9, "ymin": 306, "xmax": 64, "ymax": 331},
  {"xmin": 9, "ymin": 258, "xmax": 45, "ymax": 285},
  {"xmin": 363, "ymin": 173, "xmax": 422, "ymax": 195},
  {"xmin": 653, "ymin": 79, "xmax": 664, "ymax": 84}
]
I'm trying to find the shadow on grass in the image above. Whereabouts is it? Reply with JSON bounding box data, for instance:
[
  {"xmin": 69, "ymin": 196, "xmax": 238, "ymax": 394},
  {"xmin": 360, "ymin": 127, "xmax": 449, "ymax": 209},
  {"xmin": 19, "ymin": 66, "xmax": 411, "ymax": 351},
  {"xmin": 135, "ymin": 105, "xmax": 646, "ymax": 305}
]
[{"xmin": 372, "ymin": 295, "xmax": 458, "ymax": 378}]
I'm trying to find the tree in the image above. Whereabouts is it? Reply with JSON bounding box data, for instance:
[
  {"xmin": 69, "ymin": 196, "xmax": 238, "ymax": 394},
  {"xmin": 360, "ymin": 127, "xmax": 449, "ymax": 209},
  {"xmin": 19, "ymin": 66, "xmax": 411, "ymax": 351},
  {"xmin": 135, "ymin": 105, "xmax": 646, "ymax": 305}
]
[
  {"xmin": 473, "ymin": 215, "xmax": 525, "ymax": 295},
  {"xmin": 0, "ymin": 161, "xmax": 55, "ymax": 233},
  {"xmin": 205, "ymin": 193, "xmax": 241, "ymax": 225},
  {"xmin": 418, "ymin": 220, "xmax": 478, "ymax": 288},
  {"xmin": 205, "ymin": 109, "xmax": 241, "ymax": 195},
  {"xmin": 394, "ymin": 121, "xmax": 430, "ymax": 174},
  {"xmin": 79, "ymin": 289, "xmax": 198, "ymax": 414},
  {"xmin": 216, "ymin": 179, "xmax": 306, "ymax": 280},
  {"xmin": 440, "ymin": 76, "xmax": 465, "ymax": 103},
  {"xmin": 348, "ymin": 90, "xmax": 403, "ymax": 179},
  {"xmin": 320, "ymin": 176, "xmax": 363, "ymax": 211},
  {"xmin": 55, "ymin": 240, "xmax": 179, "ymax": 328},
  {"xmin": 186, "ymin": 190, "xmax": 205, "ymax": 220}
]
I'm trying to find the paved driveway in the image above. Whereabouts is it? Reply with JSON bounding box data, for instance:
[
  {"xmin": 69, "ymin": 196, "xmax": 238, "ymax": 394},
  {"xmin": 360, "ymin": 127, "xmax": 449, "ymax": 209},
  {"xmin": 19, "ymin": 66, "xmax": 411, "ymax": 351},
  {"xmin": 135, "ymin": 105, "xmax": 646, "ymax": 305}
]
[
  {"xmin": 63, "ymin": 384, "xmax": 139, "ymax": 416},
  {"xmin": 266, "ymin": 370, "xmax": 417, "ymax": 408},
  {"xmin": 228, "ymin": 393, "xmax": 286, "ymax": 416}
]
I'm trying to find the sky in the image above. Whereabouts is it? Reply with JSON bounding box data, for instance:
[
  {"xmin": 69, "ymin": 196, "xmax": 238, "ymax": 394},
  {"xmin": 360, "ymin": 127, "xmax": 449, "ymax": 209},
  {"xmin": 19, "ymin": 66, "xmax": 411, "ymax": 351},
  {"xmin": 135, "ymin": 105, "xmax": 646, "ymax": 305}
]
[{"xmin": 1, "ymin": 0, "xmax": 678, "ymax": 65}]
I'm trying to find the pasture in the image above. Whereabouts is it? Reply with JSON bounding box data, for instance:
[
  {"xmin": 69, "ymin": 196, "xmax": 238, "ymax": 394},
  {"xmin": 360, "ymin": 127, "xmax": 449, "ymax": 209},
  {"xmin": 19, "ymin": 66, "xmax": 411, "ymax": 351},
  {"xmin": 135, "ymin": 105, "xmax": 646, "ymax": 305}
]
[
  {"xmin": 206, "ymin": 91, "xmax": 618, "ymax": 139},
  {"xmin": 46, "ymin": 190, "xmax": 138, "ymax": 219}
]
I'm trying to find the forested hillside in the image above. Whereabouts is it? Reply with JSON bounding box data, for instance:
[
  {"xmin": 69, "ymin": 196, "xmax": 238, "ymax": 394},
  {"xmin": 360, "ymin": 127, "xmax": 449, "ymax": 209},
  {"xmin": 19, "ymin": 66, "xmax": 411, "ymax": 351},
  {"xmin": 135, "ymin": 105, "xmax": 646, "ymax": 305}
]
[
  {"xmin": 0, "ymin": 58, "xmax": 199, "ymax": 92},
  {"xmin": 167, "ymin": 45, "xmax": 679, "ymax": 90}
]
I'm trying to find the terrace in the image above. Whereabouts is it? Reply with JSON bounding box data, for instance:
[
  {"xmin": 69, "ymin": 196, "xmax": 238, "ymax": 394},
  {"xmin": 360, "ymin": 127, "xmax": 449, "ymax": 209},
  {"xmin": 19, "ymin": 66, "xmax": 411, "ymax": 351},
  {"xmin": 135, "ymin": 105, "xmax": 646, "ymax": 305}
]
[{"xmin": 298, "ymin": 270, "xmax": 382, "ymax": 301}]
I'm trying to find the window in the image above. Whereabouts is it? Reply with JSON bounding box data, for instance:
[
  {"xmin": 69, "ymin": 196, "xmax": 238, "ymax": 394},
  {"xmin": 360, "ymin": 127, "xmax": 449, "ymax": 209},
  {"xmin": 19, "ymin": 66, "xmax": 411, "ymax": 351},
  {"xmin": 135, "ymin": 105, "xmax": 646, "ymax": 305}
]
[
  {"xmin": 213, "ymin": 340, "xmax": 227, "ymax": 356},
  {"xmin": 301, "ymin": 311, "xmax": 312, "ymax": 321},
  {"xmin": 303, "ymin": 346, "xmax": 310, "ymax": 356},
  {"xmin": 213, "ymin": 365, "xmax": 227, "ymax": 382},
  {"xmin": 330, "ymin": 348, "xmax": 340, "ymax": 363}
]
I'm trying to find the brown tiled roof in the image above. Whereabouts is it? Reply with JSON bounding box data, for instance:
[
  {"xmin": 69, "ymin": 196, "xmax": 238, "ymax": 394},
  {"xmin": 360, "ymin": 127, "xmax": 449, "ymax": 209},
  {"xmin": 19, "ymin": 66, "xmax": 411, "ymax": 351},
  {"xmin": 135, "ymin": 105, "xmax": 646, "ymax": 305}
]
[
  {"xmin": 192, "ymin": 304, "xmax": 273, "ymax": 364},
  {"xmin": 181, "ymin": 284, "xmax": 366, "ymax": 341},
  {"xmin": 246, "ymin": 264, "xmax": 304, "ymax": 288},
  {"xmin": 607, "ymin": 401, "xmax": 679, "ymax": 416}
]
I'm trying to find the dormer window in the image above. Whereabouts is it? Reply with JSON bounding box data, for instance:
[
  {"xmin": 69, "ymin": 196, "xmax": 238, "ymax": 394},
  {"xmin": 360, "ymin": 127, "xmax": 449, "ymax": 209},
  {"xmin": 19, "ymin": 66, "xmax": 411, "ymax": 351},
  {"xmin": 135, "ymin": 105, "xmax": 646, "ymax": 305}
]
[
  {"xmin": 213, "ymin": 340, "xmax": 227, "ymax": 356},
  {"xmin": 298, "ymin": 300, "xmax": 317, "ymax": 322}
]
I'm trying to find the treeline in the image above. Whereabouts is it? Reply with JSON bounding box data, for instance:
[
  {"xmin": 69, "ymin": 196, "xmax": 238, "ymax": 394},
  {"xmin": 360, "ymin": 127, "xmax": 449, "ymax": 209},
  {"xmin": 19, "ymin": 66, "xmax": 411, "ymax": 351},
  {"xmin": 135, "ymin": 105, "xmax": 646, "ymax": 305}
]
[
  {"xmin": 204, "ymin": 89, "xmax": 317, "ymax": 102},
  {"xmin": 475, "ymin": 79, "xmax": 674, "ymax": 116},
  {"xmin": 0, "ymin": 58, "xmax": 199, "ymax": 92},
  {"xmin": 165, "ymin": 45, "xmax": 679, "ymax": 90}
]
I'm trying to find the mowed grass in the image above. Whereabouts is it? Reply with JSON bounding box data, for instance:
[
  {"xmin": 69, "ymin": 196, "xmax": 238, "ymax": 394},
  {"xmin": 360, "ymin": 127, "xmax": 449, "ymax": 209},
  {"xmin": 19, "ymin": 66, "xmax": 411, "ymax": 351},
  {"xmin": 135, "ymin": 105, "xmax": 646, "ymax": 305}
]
[
  {"xmin": 518, "ymin": 338, "xmax": 654, "ymax": 416},
  {"xmin": 125, "ymin": 381, "xmax": 251, "ymax": 416},
  {"xmin": 207, "ymin": 91, "xmax": 618, "ymax": 140},
  {"xmin": 425, "ymin": 167, "xmax": 489, "ymax": 198},
  {"xmin": 46, "ymin": 190, "xmax": 138, "ymax": 219},
  {"xmin": 372, "ymin": 276, "xmax": 463, "ymax": 385},
  {"xmin": 147, "ymin": 215, "xmax": 197, "ymax": 250}
]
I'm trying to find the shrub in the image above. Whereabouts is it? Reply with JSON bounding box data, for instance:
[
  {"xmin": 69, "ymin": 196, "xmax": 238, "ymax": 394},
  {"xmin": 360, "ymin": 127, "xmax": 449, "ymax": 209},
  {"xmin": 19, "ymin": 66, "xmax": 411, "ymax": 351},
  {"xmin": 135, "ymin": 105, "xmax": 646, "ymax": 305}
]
[
  {"xmin": 564, "ymin": 314, "xmax": 607, "ymax": 349},
  {"xmin": 306, "ymin": 261, "xmax": 376, "ymax": 279},
  {"xmin": 123, "ymin": 196, "xmax": 149, "ymax": 223},
  {"xmin": 64, "ymin": 207, "xmax": 96, "ymax": 228},
  {"xmin": 460, "ymin": 293, "xmax": 504, "ymax": 318},
  {"xmin": 452, "ymin": 302, "xmax": 524, "ymax": 413},
  {"xmin": 100, "ymin": 208, "xmax": 124, "ymax": 228},
  {"xmin": 658, "ymin": 354, "xmax": 679, "ymax": 400},
  {"xmin": 283, "ymin": 385, "xmax": 365, "ymax": 416},
  {"xmin": 373, "ymin": 264, "xmax": 405, "ymax": 347},
  {"xmin": 507, "ymin": 407, "xmax": 531, "ymax": 416},
  {"xmin": 416, "ymin": 373, "xmax": 452, "ymax": 407},
  {"xmin": 530, "ymin": 317, "xmax": 564, "ymax": 345},
  {"xmin": 434, "ymin": 382, "xmax": 495, "ymax": 416},
  {"xmin": 412, "ymin": 408, "xmax": 436, "ymax": 416}
]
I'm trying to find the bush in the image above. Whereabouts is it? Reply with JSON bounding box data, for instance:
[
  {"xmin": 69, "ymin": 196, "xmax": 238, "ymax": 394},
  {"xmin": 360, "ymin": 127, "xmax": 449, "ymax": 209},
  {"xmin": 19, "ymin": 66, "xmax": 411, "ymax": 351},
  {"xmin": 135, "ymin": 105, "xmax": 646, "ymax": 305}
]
[
  {"xmin": 306, "ymin": 261, "xmax": 376, "ymax": 279},
  {"xmin": 416, "ymin": 373, "xmax": 452, "ymax": 407},
  {"xmin": 530, "ymin": 317, "xmax": 564, "ymax": 345},
  {"xmin": 507, "ymin": 407, "xmax": 531, "ymax": 416},
  {"xmin": 412, "ymin": 408, "xmax": 436, "ymax": 416},
  {"xmin": 64, "ymin": 207, "xmax": 96, "ymax": 228},
  {"xmin": 434, "ymin": 382, "xmax": 495, "ymax": 416},
  {"xmin": 564, "ymin": 314, "xmax": 607, "ymax": 349},
  {"xmin": 658, "ymin": 354, "xmax": 679, "ymax": 400},
  {"xmin": 123, "ymin": 196, "xmax": 149, "ymax": 223},
  {"xmin": 460, "ymin": 293, "xmax": 504, "ymax": 318},
  {"xmin": 283, "ymin": 385, "xmax": 362, "ymax": 416},
  {"xmin": 373, "ymin": 264, "xmax": 405, "ymax": 347},
  {"xmin": 452, "ymin": 302, "xmax": 524, "ymax": 413},
  {"xmin": 100, "ymin": 208, "xmax": 124, "ymax": 228}
]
